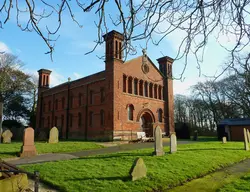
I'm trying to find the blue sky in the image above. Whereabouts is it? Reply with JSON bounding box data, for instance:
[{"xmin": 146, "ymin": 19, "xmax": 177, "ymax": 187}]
[{"xmin": 0, "ymin": 2, "xmax": 236, "ymax": 95}]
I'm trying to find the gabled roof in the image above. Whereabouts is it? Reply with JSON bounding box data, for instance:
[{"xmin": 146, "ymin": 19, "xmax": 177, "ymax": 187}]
[
  {"xmin": 124, "ymin": 55, "xmax": 165, "ymax": 78},
  {"xmin": 219, "ymin": 118, "xmax": 250, "ymax": 126}
]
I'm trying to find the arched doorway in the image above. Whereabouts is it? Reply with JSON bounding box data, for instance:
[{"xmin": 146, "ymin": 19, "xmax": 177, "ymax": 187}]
[{"xmin": 140, "ymin": 112, "xmax": 154, "ymax": 137}]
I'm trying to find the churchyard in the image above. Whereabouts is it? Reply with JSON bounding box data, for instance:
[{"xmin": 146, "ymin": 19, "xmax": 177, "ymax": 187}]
[{"xmin": 1, "ymin": 127, "xmax": 250, "ymax": 191}]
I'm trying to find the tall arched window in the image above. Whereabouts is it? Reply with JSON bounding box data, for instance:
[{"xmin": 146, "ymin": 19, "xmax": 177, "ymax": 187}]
[
  {"xmin": 69, "ymin": 114, "xmax": 73, "ymax": 127},
  {"xmin": 139, "ymin": 80, "xmax": 143, "ymax": 96},
  {"xmin": 127, "ymin": 104, "xmax": 134, "ymax": 121},
  {"xmin": 123, "ymin": 75, "xmax": 127, "ymax": 92},
  {"xmin": 55, "ymin": 99, "xmax": 58, "ymax": 110},
  {"xmin": 154, "ymin": 85, "xmax": 158, "ymax": 99},
  {"xmin": 134, "ymin": 79, "xmax": 138, "ymax": 95},
  {"xmin": 144, "ymin": 82, "xmax": 148, "ymax": 97},
  {"xmin": 158, "ymin": 108, "xmax": 163, "ymax": 122},
  {"xmin": 128, "ymin": 77, "xmax": 132, "ymax": 94},
  {"xmin": 149, "ymin": 83, "xmax": 153, "ymax": 98},
  {"xmin": 79, "ymin": 93, "xmax": 82, "ymax": 106},
  {"xmin": 62, "ymin": 97, "xmax": 65, "ymax": 109},
  {"xmin": 158, "ymin": 86, "xmax": 162, "ymax": 100},
  {"xmin": 100, "ymin": 110, "xmax": 105, "ymax": 126}
]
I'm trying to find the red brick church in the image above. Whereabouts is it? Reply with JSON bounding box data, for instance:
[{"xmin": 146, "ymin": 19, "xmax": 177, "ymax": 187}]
[{"xmin": 36, "ymin": 30, "xmax": 175, "ymax": 141}]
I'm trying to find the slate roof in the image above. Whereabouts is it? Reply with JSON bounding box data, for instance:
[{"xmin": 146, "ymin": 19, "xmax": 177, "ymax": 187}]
[{"xmin": 218, "ymin": 118, "xmax": 250, "ymax": 126}]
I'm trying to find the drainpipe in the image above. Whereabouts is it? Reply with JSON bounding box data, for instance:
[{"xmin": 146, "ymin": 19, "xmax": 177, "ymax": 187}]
[{"xmin": 66, "ymin": 77, "xmax": 71, "ymax": 139}]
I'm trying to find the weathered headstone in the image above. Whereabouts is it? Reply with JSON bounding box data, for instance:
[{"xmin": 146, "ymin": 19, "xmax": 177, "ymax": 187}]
[
  {"xmin": 222, "ymin": 136, "xmax": 227, "ymax": 144},
  {"xmin": 247, "ymin": 129, "xmax": 250, "ymax": 143},
  {"xmin": 2, "ymin": 129, "xmax": 13, "ymax": 143},
  {"xmin": 37, "ymin": 131, "xmax": 47, "ymax": 141},
  {"xmin": 193, "ymin": 130, "xmax": 198, "ymax": 141},
  {"xmin": 153, "ymin": 126, "xmax": 165, "ymax": 156},
  {"xmin": 170, "ymin": 133, "xmax": 177, "ymax": 153},
  {"xmin": 129, "ymin": 157, "xmax": 147, "ymax": 181},
  {"xmin": 244, "ymin": 128, "xmax": 249, "ymax": 151},
  {"xmin": 20, "ymin": 127, "xmax": 37, "ymax": 157},
  {"xmin": 48, "ymin": 127, "xmax": 59, "ymax": 144}
]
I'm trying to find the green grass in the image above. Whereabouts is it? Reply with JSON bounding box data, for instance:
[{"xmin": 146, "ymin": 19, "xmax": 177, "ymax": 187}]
[
  {"xmin": 0, "ymin": 141, "xmax": 103, "ymax": 159},
  {"xmin": 219, "ymin": 172, "xmax": 250, "ymax": 192},
  {"xmin": 20, "ymin": 142, "xmax": 250, "ymax": 192}
]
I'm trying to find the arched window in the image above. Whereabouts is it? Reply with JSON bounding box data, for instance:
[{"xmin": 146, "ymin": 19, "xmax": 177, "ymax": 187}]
[
  {"xmin": 154, "ymin": 85, "xmax": 158, "ymax": 99},
  {"xmin": 134, "ymin": 79, "xmax": 138, "ymax": 95},
  {"xmin": 144, "ymin": 82, "xmax": 148, "ymax": 97},
  {"xmin": 90, "ymin": 90, "xmax": 93, "ymax": 104},
  {"xmin": 100, "ymin": 110, "xmax": 105, "ymax": 126},
  {"xmin": 127, "ymin": 104, "xmax": 134, "ymax": 121},
  {"xmin": 100, "ymin": 88, "xmax": 105, "ymax": 103},
  {"xmin": 158, "ymin": 108, "xmax": 163, "ymax": 122},
  {"xmin": 62, "ymin": 97, "xmax": 65, "ymax": 109},
  {"xmin": 123, "ymin": 75, "xmax": 127, "ymax": 92},
  {"xmin": 79, "ymin": 93, "xmax": 82, "ymax": 106},
  {"xmin": 128, "ymin": 77, "xmax": 132, "ymax": 94},
  {"xmin": 78, "ymin": 112, "xmax": 82, "ymax": 127},
  {"xmin": 55, "ymin": 99, "xmax": 58, "ymax": 110},
  {"xmin": 69, "ymin": 114, "xmax": 73, "ymax": 127},
  {"xmin": 149, "ymin": 83, "xmax": 153, "ymax": 98},
  {"xmin": 61, "ymin": 115, "xmax": 64, "ymax": 129},
  {"xmin": 48, "ymin": 101, "xmax": 51, "ymax": 111},
  {"xmin": 158, "ymin": 86, "xmax": 162, "ymax": 100},
  {"xmin": 139, "ymin": 80, "xmax": 143, "ymax": 96}
]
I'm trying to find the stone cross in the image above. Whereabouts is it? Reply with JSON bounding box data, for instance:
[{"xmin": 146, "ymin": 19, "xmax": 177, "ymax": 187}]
[
  {"xmin": 247, "ymin": 129, "xmax": 250, "ymax": 143},
  {"xmin": 129, "ymin": 157, "xmax": 147, "ymax": 181},
  {"xmin": 170, "ymin": 133, "xmax": 177, "ymax": 153},
  {"xmin": 48, "ymin": 127, "xmax": 59, "ymax": 144},
  {"xmin": 2, "ymin": 129, "xmax": 13, "ymax": 144},
  {"xmin": 222, "ymin": 136, "xmax": 227, "ymax": 144},
  {"xmin": 153, "ymin": 126, "xmax": 165, "ymax": 156},
  {"xmin": 20, "ymin": 127, "xmax": 37, "ymax": 157},
  {"xmin": 244, "ymin": 128, "xmax": 249, "ymax": 151}
]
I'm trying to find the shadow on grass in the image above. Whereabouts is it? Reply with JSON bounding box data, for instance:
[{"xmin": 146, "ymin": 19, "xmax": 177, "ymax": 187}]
[
  {"xmin": 79, "ymin": 152, "xmax": 153, "ymax": 160},
  {"xmin": 0, "ymin": 151, "xmax": 19, "ymax": 157},
  {"xmin": 179, "ymin": 148, "xmax": 242, "ymax": 152},
  {"xmin": 68, "ymin": 176, "xmax": 131, "ymax": 182}
]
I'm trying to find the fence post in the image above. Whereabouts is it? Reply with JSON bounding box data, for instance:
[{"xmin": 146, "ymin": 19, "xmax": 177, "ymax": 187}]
[{"xmin": 34, "ymin": 171, "xmax": 39, "ymax": 192}]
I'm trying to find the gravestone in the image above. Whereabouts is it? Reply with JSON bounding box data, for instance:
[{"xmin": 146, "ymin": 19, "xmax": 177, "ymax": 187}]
[
  {"xmin": 153, "ymin": 126, "xmax": 165, "ymax": 156},
  {"xmin": 20, "ymin": 127, "xmax": 37, "ymax": 157},
  {"xmin": 247, "ymin": 129, "xmax": 250, "ymax": 143},
  {"xmin": 2, "ymin": 129, "xmax": 13, "ymax": 143},
  {"xmin": 170, "ymin": 133, "xmax": 177, "ymax": 153},
  {"xmin": 193, "ymin": 130, "xmax": 198, "ymax": 141},
  {"xmin": 48, "ymin": 127, "xmax": 59, "ymax": 144},
  {"xmin": 129, "ymin": 157, "xmax": 147, "ymax": 181},
  {"xmin": 37, "ymin": 131, "xmax": 47, "ymax": 141},
  {"xmin": 243, "ymin": 128, "xmax": 249, "ymax": 151},
  {"xmin": 222, "ymin": 136, "xmax": 227, "ymax": 144}
]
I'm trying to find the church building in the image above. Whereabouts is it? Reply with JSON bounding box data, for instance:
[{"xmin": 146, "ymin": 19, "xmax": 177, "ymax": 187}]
[{"xmin": 36, "ymin": 30, "xmax": 175, "ymax": 140}]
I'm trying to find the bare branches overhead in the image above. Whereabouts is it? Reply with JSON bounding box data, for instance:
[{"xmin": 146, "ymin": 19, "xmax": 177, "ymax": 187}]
[{"xmin": 1, "ymin": 0, "xmax": 250, "ymax": 75}]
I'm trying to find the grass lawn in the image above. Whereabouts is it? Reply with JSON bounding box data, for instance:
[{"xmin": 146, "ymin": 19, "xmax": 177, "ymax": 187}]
[
  {"xmin": 219, "ymin": 172, "xmax": 250, "ymax": 192},
  {"xmin": 0, "ymin": 141, "xmax": 104, "ymax": 159},
  {"xmin": 21, "ymin": 142, "xmax": 250, "ymax": 192}
]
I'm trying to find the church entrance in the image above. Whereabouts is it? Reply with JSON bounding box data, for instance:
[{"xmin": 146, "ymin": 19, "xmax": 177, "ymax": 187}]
[{"xmin": 140, "ymin": 112, "xmax": 154, "ymax": 137}]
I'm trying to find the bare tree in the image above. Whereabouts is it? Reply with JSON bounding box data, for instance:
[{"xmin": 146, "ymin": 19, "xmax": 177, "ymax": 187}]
[{"xmin": 1, "ymin": 0, "xmax": 249, "ymax": 76}]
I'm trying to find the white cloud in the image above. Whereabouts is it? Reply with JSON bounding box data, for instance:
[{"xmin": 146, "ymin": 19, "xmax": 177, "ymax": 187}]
[
  {"xmin": 23, "ymin": 68, "xmax": 66, "ymax": 87},
  {"xmin": 173, "ymin": 77, "xmax": 206, "ymax": 95},
  {"xmin": 73, "ymin": 72, "xmax": 82, "ymax": 79},
  {"xmin": 0, "ymin": 42, "xmax": 11, "ymax": 53},
  {"xmin": 50, "ymin": 70, "xmax": 66, "ymax": 87}
]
